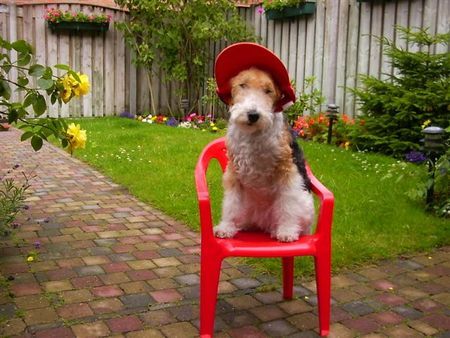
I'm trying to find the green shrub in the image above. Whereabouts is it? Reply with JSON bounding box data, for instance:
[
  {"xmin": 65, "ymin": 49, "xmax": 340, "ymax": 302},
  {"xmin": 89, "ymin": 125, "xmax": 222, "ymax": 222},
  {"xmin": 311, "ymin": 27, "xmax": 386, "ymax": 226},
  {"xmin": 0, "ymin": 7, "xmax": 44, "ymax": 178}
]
[
  {"xmin": 351, "ymin": 26, "xmax": 450, "ymax": 157},
  {"xmin": 0, "ymin": 165, "xmax": 32, "ymax": 237}
]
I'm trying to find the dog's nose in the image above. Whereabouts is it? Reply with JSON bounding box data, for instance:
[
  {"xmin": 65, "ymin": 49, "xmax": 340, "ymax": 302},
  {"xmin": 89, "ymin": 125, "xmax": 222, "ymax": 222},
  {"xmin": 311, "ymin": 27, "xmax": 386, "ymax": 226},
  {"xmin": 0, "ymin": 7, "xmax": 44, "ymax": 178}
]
[{"xmin": 247, "ymin": 110, "xmax": 260, "ymax": 123}]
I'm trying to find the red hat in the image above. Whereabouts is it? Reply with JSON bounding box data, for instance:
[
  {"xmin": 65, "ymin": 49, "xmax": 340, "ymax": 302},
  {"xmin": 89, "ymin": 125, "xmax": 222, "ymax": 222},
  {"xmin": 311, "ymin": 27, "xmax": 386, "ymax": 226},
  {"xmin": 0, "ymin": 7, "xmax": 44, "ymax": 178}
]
[{"xmin": 215, "ymin": 42, "xmax": 295, "ymax": 112}]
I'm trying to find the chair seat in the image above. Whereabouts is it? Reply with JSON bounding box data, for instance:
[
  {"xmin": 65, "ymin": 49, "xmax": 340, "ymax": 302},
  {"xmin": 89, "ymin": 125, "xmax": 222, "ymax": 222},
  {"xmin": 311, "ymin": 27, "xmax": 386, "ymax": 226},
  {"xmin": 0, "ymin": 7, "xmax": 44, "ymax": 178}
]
[{"xmin": 216, "ymin": 231, "xmax": 319, "ymax": 257}]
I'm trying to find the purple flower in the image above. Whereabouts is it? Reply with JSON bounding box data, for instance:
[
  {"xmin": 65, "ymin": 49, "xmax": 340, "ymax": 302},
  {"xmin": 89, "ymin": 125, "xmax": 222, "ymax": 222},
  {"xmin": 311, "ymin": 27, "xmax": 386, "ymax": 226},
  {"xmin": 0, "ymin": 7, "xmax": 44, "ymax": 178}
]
[
  {"xmin": 12, "ymin": 222, "xmax": 19, "ymax": 229},
  {"xmin": 405, "ymin": 151, "xmax": 427, "ymax": 163},
  {"xmin": 119, "ymin": 111, "xmax": 135, "ymax": 119},
  {"xmin": 13, "ymin": 164, "xmax": 20, "ymax": 169},
  {"xmin": 166, "ymin": 117, "xmax": 178, "ymax": 127},
  {"xmin": 34, "ymin": 241, "xmax": 41, "ymax": 249},
  {"xmin": 256, "ymin": 5, "xmax": 264, "ymax": 14}
]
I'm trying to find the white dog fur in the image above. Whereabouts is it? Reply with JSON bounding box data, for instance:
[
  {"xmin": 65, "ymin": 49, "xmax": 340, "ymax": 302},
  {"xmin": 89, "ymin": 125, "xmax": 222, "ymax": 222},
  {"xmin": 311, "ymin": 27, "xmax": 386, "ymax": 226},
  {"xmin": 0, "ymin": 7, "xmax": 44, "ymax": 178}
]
[{"xmin": 213, "ymin": 68, "xmax": 314, "ymax": 242}]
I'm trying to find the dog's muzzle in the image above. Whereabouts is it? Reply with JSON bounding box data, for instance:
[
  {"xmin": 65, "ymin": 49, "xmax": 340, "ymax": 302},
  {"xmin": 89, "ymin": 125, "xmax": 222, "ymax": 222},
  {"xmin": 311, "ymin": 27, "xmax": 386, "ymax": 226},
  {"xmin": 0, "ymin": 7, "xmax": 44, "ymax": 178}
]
[{"xmin": 247, "ymin": 110, "xmax": 260, "ymax": 124}]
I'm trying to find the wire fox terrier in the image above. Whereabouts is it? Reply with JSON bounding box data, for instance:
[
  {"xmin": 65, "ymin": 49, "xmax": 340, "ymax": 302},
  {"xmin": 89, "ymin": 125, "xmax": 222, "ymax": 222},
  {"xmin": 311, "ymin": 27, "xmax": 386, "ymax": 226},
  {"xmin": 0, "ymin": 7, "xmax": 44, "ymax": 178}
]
[{"xmin": 214, "ymin": 67, "xmax": 315, "ymax": 242}]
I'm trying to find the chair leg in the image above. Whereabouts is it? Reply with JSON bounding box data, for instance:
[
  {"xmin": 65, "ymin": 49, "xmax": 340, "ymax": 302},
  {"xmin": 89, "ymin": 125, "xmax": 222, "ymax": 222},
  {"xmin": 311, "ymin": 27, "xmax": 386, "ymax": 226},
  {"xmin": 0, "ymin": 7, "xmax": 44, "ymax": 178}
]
[
  {"xmin": 282, "ymin": 257, "xmax": 294, "ymax": 300},
  {"xmin": 200, "ymin": 252, "xmax": 223, "ymax": 338},
  {"xmin": 315, "ymin": 254, "xmax": 331, "ymax": 337}
]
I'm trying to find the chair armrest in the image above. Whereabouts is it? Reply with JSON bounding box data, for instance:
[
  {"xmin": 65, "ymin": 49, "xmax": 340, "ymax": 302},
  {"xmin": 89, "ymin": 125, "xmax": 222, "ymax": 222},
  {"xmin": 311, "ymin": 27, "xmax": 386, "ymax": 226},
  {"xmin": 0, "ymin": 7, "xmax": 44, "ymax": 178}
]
[
  {"xmin": 195, "ymin": 138, "xmax": 227, "ymax": 242},
  {"xmin": 306, "ymin": 166, "xmax": 334, "ymax": 237}
]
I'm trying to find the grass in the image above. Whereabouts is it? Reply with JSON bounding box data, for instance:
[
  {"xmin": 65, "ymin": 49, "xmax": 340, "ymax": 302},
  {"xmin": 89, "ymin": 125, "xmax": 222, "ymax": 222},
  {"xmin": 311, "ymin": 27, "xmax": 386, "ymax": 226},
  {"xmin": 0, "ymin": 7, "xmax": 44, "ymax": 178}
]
[{"xmin": 60, "ymin": 117, "xmax": 449, "ymax": 276}]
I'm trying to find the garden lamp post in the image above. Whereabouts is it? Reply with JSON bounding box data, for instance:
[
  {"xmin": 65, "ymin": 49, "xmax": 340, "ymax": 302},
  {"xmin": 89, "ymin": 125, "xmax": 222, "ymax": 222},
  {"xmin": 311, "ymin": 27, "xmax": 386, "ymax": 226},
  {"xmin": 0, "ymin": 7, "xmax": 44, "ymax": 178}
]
[
  {"xmin": 422, "ymin": 126, "xmax": 447, "ymax": 205},
  {"xmin": 181, "ymin": 98, "xmax": 189, "ymax": 116},
  {"xmin": 326, "ymin": 103, "xmax": 339, "ymax": 144}
]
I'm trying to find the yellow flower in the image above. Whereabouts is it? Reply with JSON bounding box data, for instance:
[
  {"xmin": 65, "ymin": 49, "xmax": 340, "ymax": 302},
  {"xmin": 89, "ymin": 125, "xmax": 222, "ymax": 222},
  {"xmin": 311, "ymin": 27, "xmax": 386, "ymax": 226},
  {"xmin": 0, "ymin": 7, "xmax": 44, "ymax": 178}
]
[
  {"xmin": 422, "ymin": 119, "xmax": 431, "ymax": 129},
  {"xmin": 60, "ymin": 74, "xmax": 75, "ymax": 103},
  {"xmin": 72, "ymin": 73, "xmax": 90, "ymax": 97},
  {"xmin": 212, "ymin": 126, "xmax": 218, "ymax": 132},
  {"xmin": 27, "ymin": 256, "xmax": 34, "ymax": 262},
  {"xmin": 67, "ymin": 123, "xmax": 87, "ymax": 153},
  {"xmin": 344, "ymin": 141, "xmax": 350, "ymax": 150}
]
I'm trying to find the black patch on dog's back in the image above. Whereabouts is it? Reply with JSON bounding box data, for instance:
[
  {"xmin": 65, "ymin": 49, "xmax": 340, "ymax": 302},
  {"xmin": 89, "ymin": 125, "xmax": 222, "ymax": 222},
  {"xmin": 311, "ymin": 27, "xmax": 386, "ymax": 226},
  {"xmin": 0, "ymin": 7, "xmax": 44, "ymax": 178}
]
[{"xmin": 289, "ymin": 130, "xmax": 312, "ymax": 192}]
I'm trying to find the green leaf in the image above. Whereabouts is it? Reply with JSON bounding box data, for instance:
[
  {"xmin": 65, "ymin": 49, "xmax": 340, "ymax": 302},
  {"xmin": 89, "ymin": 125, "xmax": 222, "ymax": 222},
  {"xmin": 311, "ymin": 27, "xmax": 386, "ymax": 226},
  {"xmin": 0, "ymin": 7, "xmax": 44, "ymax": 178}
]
[
  {"xmin": 11, "ymin": 40, "xmax": 32, "ymax": 53},
  {"xmin": 21, "ymin": 131, "xmax": 34, "ymax": 141},
  {"xmin": 42, "ymin": 67, "xmax": 53, "ymax": 80},
  {"xmin": 29, "ymin": 64, "xmax": 46, "ymax": 77},
  {"xmin": 31, "ymin": 135, "xmax": 43, "ymax": 151},
  {"xmin": 17, "ymin": 53, "xmax": 31, "ymax": 67},
  {"xmin": 54, "ymin": 64, "xmax": 71, "ymax": 71},
  {"xmin": 0, "ymin": 80, "xmax": 11, "ymax": 100},
  {"xmin": 37, "ymin": 78, "xmax": 54, "ymax": 90},
  {"xmin": 23, "ymin": 92, "xmax": 37, "ymax": 108},
  {"xmin": 32, "ymin": 94, "xmax": 47, "ymax": 116},
  {"xmin": 68, "ymin": 70, "xmax": 80, "ymax": 82},
  {"xmin": 17, "ymin": 76, "xmax": 29, "ymax": 87}
]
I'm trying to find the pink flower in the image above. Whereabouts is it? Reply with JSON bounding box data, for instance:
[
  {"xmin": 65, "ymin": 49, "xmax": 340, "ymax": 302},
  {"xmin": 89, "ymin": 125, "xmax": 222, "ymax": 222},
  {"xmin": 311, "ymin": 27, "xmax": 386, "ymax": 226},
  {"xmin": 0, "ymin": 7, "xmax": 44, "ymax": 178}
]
[{"xmin": 256, "ymin": 6, "xmax": 264, "ymax": 14}]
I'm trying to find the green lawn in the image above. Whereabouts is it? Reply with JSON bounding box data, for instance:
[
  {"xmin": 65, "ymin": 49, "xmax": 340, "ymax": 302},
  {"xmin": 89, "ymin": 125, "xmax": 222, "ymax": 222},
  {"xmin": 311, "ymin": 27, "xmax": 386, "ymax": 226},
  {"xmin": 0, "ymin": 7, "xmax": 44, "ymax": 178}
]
[{"xmin": 64, "ymin": 117, "xmax": 449, "ymax": 275}]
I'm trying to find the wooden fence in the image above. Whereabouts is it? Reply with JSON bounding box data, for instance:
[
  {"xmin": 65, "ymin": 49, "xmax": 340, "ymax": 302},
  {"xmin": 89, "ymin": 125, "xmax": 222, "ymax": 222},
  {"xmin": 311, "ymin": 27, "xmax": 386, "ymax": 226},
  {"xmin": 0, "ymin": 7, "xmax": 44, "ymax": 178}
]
[{"xmin": 1, "ymin": 0, "xmax": 449, "ymax": 118}]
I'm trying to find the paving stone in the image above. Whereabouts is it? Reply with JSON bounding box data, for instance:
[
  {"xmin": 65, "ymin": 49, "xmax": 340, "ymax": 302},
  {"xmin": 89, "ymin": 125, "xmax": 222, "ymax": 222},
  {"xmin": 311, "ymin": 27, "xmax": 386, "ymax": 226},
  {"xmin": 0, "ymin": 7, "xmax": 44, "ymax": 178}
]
[
  {"xmin": 92, "ymin": 285, "xmax": 124, "ymax": 298},
  {"xmin": 100, "ymin": 272, "xmax": 130, "ymax": 285},
  {"xmin": 342, "ymin": 316, "xmax": 381, "ymax": 335},
  {"xmin": 261, "ymin": 319, "xmax": 298, "ymax": 337},
  {"xmin": 24, "ymin": 307, "xmax": 59, "ymax": 325},
  {"xmin": 392, "ymin": 305, "xmax": 423, "ymax": 320},
  {"xmin": 174, "ymin": 273, "xmax": 200, "ymax": 286},
  {"xmin": 150, "ymin": 289, "xmax": 183, "ymax": 303},
  {"xmin": 107, "ymin": 315, "xmax": 143, "ymax": 333},
  {"xmin": 423, "ymin": 314, "xmax": 450, "ymax": 330},
  {"xmin": 0, "ymin": 317, "xmax": 26, "ymax": 336},
  {"xmin": 168, "ymin": 304, "xmax": 199, "ymax": 321},
  {"xmin": 328, "ymin": 323, "xmax": 357, "ymax": 338},
  {"xmin": 34, "ymin": 326, "xmax": 75, "ymax": 338},
  {"xmin": 61, "ymin": 289, "xmax": 93, "ymax": 303},
  {"xmin": 71, "ymin": 275, "xmax": 103, "ymax": 288},
  {"xmin": 126, "ymin": 329, "xmax": 165, "ymax": 338},
  {"xmin": 127, "ymin": 260, "xmax": 156, "ymax": 270},
  {"xmin": 153, "ymin": 257, "xmax": 181, "ymax": 267},
  {"xmin": 254, "ymin": 291, "xmax": 282, "ymax": 304},
  {"xmin": 383, "ymin": 324, "xmax": 423, "ymax": 337},
  {"xmin": 225, "ymin": 295, "xmax": 262, "ymax": 310},
  {"xmin": 75, "ymin": 265, "xmax": 105, "ymax": 276},
  {"xmin": 140, "ymin": 309, "xmax": 177, "ymax": 326},
  {"xmin": 90, "ymin": 298, "xmax": 124, "ymax": 314},
  {"xmin": 120, "ymin": 293, "xmax": 154, "ymax": 309},
  {"xmin": 376, "ymin": 293, "xmax": 407, "ymax": 306},
  {"xmin": 120, "ymin": 281, "xmax": 151, "ymax": 294},
  {"xmin": 14, "ymin": 294, "xmax": 50, "ymax": 310},
  {"xmin": 126, "ymin": 269, "xmax": 157, "ymax": 281},
  {"xmin": 160, "ymin": 322, "xmax": 198, "ymax": 338},
  {"xmin": 230, "ymin": 277, "xmax": 261, "ymax": 289},
  {"xmin": 413, "ymin": 298, "xmax": 443, "ymax": 312},
  {"xmin": 57, "ymin": 302, "xmax": 93, "ymax": 319},
  {"xmin": 342, "ymin": 300, "xmax": 375, "ymax": 316},
  {"xmin": 0, "ymin": 303, "xmax": 17, "ymax": 319},
  {"xmin": 409, "ymin": 319, "xmax": 440, "ymax": 336},
  {"xmin": 279, "ymin": 299, "xmax": 313, "ymax": 315},
  {"xmin": 43, "ymin": 280, "xmax": 73, "ymax": 292},
  {"xmin": 10, "ymin": 283, "xmax": 42, "ymax": 297},
  {"xmin": 229, "ymin": 325, "xmax": 267, "ymax": 338},
  {"xmin": 221, "ymin": 310, "xmax": 259, "ymax": 328},
  {"xmin": 250, "ymin": 304, "xmax": 287, "ymax": 321}
]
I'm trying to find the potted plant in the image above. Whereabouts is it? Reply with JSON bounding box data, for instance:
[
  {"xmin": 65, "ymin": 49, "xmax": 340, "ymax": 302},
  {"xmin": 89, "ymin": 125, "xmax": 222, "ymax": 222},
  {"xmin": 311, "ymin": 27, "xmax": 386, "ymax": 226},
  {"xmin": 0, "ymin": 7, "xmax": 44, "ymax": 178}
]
[
  {"xmin": 44, "ymin": 8, "xmax": 111, "ymax": 33},
  {"xmin": 263, "ymin": 0, "xmax": 316, "ymax": 20}
]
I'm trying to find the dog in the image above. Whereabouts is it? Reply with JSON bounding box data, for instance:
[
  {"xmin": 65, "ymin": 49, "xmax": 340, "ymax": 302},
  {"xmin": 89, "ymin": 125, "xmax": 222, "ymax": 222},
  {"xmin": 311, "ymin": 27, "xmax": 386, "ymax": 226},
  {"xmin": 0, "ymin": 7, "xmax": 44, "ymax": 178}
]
[{"xmin": 213, "ymin": 67, "xmax": 315, "ymax": 242}]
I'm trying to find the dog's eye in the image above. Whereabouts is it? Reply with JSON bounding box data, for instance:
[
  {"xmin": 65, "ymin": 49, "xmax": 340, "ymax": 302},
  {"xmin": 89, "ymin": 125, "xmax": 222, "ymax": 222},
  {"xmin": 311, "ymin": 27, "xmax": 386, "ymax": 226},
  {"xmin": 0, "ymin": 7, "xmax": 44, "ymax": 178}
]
[
  {"xmin": 239, "ymin": 83, "xmax": 247, "ymax": 89},
  {"xmin": 264, "ymin": 88, "xmax": 273, "ymax": 94}
]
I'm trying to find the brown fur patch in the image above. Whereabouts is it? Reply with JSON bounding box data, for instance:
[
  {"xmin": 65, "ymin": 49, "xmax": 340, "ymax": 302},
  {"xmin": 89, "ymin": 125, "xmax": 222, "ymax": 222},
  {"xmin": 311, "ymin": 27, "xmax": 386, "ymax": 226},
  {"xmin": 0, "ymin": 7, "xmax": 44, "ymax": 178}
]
[
  {"xmin": 274, "ymin": 127, "xmax": 297, "ymax": 184},
  {"xmin": 229, "ymin": 68, "xmax": 280, "ymax": 108}
]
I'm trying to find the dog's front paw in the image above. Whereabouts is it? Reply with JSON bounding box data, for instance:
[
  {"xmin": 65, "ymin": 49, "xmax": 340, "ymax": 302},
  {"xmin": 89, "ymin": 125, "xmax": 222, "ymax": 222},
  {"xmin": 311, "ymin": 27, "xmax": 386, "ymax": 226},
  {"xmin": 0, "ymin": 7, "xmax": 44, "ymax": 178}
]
[
  {"xmin": 214, "ymin": 222, "xmax": 238, "ymax": 238},
  {"xmin": 275, "ymin": 227, "xmax": 299, "ymax": 242}
]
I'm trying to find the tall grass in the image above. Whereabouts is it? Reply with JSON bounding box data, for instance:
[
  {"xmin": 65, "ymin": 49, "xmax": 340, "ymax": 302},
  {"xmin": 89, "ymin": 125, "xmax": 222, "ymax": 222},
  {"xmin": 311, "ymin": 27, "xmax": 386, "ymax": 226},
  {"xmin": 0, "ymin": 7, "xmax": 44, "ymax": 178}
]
[{"xmin": 66, "ymin": 117, "xmax": 449, "ymax": 275}]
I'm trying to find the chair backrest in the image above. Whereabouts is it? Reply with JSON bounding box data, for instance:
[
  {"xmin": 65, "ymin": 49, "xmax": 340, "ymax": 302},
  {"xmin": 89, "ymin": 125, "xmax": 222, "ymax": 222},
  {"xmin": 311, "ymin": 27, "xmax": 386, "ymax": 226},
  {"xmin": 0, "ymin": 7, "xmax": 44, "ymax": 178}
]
[{"xmin": 195, "ymin": 137, "xmax": 334, "ymax": 243}]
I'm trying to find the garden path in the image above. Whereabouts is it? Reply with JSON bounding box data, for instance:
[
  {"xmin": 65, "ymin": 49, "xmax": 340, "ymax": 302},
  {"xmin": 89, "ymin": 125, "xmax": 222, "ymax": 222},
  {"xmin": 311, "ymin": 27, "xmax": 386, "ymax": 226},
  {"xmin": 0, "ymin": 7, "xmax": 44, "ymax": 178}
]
[{"xmin": 0, "ymin": 128, "xmax": 449, "ymax": 337}]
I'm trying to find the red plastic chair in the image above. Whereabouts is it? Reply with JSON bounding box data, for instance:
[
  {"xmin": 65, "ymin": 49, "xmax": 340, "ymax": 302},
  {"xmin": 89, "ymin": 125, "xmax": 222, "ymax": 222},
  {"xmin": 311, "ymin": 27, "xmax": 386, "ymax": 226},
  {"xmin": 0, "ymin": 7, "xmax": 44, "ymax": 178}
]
[{"xmin": 195, "ymin": 137, "xmax": 334, "ymax": 337}]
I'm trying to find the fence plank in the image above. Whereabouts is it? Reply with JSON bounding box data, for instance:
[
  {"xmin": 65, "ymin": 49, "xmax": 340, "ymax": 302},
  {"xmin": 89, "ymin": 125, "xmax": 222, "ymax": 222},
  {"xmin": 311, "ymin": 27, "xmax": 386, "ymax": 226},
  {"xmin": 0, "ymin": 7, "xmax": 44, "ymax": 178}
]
[{"xmin": 4, "ymin": 1, "xmax": 448, "ymax": 119}]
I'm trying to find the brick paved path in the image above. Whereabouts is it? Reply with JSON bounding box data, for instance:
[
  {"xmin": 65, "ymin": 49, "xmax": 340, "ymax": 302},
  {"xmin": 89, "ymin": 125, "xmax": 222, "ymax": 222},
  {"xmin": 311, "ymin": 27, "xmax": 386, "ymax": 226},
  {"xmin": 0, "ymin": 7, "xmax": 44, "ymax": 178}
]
[{"xmin": 1, "ymin": 129, "xmax": 449, "ymax": 338}]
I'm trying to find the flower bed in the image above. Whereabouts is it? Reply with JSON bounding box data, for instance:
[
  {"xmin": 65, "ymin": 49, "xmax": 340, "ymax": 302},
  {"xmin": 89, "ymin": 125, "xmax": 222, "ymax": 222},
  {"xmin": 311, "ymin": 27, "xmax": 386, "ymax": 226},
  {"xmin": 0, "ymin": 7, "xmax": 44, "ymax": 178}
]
[
  {"xmin": 44, "ymin": 8, "xmax": 111, "ymax": 33},
  {"xmin": 119, "ymin": 111, "xmax": 227, "ymax": 133}
]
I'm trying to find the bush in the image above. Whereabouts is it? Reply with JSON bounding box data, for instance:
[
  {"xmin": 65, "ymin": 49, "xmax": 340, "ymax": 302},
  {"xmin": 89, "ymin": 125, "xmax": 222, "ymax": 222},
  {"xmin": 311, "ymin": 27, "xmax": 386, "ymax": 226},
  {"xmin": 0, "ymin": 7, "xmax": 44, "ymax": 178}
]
[
  {"xmin": 0, "ymin": 165, "xmax": 32, "ymax": 237},
  {"xmin": 351, "ymin": 26, "xmax": 450, "ymax": 157}
]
